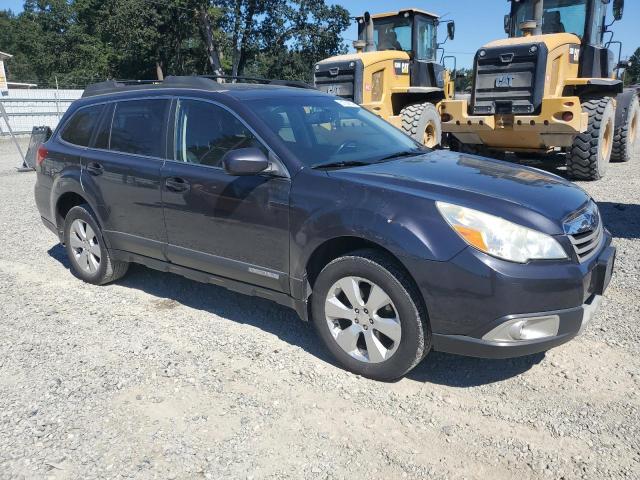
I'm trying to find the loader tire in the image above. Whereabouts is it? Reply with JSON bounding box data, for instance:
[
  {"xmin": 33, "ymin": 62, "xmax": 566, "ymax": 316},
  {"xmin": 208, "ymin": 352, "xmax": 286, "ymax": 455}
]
[
  {"xmin": 567, "ymin": 97, "xmax": 615, "ymax": 181},
  {"xmin": 400, "ymin": 103, "xmax": 441, "ymax": 148},
  {"xmin": 611, "ymin": 95, "xmax": 639, "ymax": 163}
]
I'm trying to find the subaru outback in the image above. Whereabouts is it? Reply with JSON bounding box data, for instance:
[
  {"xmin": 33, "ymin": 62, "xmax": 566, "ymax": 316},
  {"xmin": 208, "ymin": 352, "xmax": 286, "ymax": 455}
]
[{"xmin": 34, "ymin": 76, "xmax": 616, "ymax": 380}]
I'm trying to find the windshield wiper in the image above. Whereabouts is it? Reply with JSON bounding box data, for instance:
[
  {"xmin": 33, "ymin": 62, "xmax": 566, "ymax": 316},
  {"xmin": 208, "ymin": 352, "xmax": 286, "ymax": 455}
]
[
  {"xmin": 311, "ymin": 160, "xmax": 372, "ymax": 170},
  {"xmin": 378, "ymin": 149, "xmax": 426, "ymax": 162}
]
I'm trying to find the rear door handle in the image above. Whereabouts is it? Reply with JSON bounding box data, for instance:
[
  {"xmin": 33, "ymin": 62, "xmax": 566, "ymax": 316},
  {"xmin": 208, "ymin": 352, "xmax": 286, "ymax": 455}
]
[
  {"xmin": 165, "ymin": 177, "xmax": 190, "ymax": 193},
  {"xmin": 86, "ymin": 162, "xmax": 104, "ymax": 175}
]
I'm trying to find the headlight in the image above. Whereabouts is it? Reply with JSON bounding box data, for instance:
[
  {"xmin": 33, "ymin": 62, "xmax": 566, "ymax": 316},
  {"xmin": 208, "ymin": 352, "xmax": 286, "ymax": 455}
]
[{"xmin": 436, "ymin": 202, "xmax": 568, "ymax": 263}]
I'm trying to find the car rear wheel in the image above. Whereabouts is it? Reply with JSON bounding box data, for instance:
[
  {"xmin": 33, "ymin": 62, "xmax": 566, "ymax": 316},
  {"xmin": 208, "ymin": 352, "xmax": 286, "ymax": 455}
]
[
  {"xmin": 63, "ymin": 204, "xmax": 129, "ymax": 285},
  {"xmin": 312, "ymin": 249, "xmax": 430, "ymax": 381}
]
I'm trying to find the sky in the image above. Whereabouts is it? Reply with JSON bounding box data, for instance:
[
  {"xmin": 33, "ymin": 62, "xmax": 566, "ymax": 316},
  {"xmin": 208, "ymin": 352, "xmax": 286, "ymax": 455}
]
[
  {"xmin": 329, "ymin": 0, "xmax": 640, "ymax": 68},
  {"xmin": 1, "ymin": 0, "xmax": 639, "ymax": 68}
]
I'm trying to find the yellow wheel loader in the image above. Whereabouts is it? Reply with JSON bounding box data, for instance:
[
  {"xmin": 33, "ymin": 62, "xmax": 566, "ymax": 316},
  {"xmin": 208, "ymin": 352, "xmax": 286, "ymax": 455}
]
[
  {"xmin": 314, "ymin": 9, "xmax": 456, "ymax": 148},
  {"xmin": 441, "ymin": 0, "xmax": 639, "ymax": 180}
]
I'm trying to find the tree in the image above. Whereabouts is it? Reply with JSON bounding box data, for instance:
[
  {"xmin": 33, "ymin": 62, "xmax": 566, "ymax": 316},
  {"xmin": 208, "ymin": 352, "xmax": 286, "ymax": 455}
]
[
  {"xmin": 625, "ymin": 47, "xmax": 640, "ymax": 86},
  {"xmin": 454, "ymin": 68, "xmax": 474, "ymax": 93},
  {"xmin": 0, "ymin": 0, "xmax": 350, "ymax": 85}
]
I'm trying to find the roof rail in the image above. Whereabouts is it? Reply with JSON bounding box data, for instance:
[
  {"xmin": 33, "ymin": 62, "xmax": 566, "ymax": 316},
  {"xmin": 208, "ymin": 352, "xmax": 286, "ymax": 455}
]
[
  {"xmin": 82, "ymin": 75, "xmax": 313, "ymax": 98},
  {"xmin": 201, "ymin": 75, "xmax": 315, "ymax": 89}
]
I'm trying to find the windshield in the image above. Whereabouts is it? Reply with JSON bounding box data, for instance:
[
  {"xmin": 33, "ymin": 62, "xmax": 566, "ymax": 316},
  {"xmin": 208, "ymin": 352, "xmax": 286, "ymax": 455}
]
[
  {"xmin": 512, "ymin": 0, "xmax": 588, "ymax": 38},
  {"xmin": 251, "ymin": 96, "xmax": 423, "ymax": 168},
  {"xmin": 372, "ymin": 17, "xmax": 412, "ymax": 52}
]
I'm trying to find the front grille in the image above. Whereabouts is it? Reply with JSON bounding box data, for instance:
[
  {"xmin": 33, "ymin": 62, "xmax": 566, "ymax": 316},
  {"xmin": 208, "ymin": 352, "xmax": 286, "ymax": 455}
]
[
  {"xmin": 471, "ymin": 43, "xmax": 547, "ymax": 116},
  {"xmin": 569, "ymin": 224, "xmax": 604, "ymax": 261},
  {"xmin": 564, "ymin": 202, "xmax": 603, "ymax": 262},
  {"xmin": 314, "ymin": 60, "xmax": 363, "ymax": 104}
]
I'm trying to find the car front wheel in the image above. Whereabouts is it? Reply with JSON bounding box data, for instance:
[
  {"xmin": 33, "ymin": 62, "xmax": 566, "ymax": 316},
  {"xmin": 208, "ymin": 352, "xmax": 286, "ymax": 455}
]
[{"xmin": 312, "ymin": 249, "xmax": 430, "ymax": 381}]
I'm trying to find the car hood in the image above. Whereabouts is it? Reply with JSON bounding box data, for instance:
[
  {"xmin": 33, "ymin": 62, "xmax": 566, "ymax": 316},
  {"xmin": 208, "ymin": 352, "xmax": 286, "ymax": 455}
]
[{"xmin": 328, "ymin": 150, "xmax": 592, "ymax": 235}]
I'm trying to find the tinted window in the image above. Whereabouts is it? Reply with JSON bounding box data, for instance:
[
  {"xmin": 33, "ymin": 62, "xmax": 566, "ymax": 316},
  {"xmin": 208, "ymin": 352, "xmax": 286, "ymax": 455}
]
[
  {"xmin": 110, "ymin": 99, "xmax": 170, "ymax": 157},
  {"xmin": 174, "ymin": 99, "xmax": 266, "ymax": 168},
  {"xmin": 60, "ymin": 104, "xmax": 104, "ymax": 146}
]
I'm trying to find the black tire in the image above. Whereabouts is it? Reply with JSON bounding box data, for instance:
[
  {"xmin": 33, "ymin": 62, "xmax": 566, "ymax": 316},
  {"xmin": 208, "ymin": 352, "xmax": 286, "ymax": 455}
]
[
  {"xmin": 400, "ymin": 102, "xmax": 442, "ymax": 148},
  {"xmin": 311, "ymin": 249, "xmax": 430, "ymax": 381},
  {"xmin": 611, "ymin": 95, "xmax": 639, "ymax": 163},
  {"xmin": 567, "ymin": 97, "xmax": 615, "ymax": 180},
  {"xmin": 63, "ymin": 204, "xmax": 129, "ymax": 285}
]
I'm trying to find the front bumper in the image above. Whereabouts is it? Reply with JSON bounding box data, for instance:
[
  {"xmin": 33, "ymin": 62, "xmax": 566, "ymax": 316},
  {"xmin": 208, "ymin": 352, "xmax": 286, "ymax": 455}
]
[
  {"xmin": 432, "ymin": 294, "xmax": 603, "ymax": 359},
  {"xmin": 406, "ymin": 237, "xmax": 615, "ymax": 359},
  {"xmin": 441, "ymin": 97, "xmax": 589, "ymax": 150}
]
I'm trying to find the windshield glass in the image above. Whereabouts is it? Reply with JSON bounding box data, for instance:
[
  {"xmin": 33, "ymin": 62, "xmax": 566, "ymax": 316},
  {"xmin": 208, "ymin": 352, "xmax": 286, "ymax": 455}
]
[
  {"xmin": 251, "ymin": 96, "xmax": 423, "ymax": 168},
  {"xmin": 372, "ymin": 17, "xmax": 412, "ymax": 52},
  {"xmin": 512, "ymin": 0, "xmax": 588, "ymax": 38}
]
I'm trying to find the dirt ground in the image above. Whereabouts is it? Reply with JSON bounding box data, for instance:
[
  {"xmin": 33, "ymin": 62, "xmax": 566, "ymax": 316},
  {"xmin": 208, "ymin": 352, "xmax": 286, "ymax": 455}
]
[{"xmin": 0, "ymin": 137, "xmax": 639, "ymax": 479}]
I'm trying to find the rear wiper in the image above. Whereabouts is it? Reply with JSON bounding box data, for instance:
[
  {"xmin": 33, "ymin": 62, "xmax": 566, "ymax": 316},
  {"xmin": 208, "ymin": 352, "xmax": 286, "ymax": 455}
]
[
  {"xmin": 378, "ymin": 149, "xmax": 426, "ymax": 162},
  {"xmin": 312, "ymin": 160, "xmax": 372, "ymax": 170}
]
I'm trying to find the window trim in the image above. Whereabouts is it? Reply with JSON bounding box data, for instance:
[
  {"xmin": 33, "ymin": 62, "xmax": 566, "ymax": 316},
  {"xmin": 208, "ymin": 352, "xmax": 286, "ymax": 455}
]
[{"xmin": 167, "ymin": 96, "xmax": 290, "ymax": 178}]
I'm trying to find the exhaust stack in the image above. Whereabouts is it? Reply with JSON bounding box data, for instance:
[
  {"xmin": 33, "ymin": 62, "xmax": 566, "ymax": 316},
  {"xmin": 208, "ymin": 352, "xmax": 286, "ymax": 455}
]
[{"xmin": 364, "ymin": 11, "xmax": 375, "ymax": 52}]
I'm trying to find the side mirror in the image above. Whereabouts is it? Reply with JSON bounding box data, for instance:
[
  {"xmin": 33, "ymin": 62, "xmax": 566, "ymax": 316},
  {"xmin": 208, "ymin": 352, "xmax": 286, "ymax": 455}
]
[
  {"xmin": 613, "ymin": 0, "xmax": 624, "ymax": 21},
  {"xmin": 222, "ymin": 148, "xmax": 269, "ymax": 176},
  {"xmin": 447, "ymin": 21, "xmax": 456, "ymax": 41},
  {"xmin": 504, "ymin": 14, "xmax": 511, "ymax": 34}
]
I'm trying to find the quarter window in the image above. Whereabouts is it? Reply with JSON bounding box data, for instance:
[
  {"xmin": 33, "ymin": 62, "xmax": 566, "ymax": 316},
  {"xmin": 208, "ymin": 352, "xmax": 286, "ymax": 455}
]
[
  {"xmin": 60, "ymin": 104, "xmax": 104, "ymax": 146},
  {"xmin": 174, "ymin": 99, "xmax": 266, "ymax": 168},
  {"xmin": 110, "ymin": 99, "xmax": 170, "ymax": 158}
]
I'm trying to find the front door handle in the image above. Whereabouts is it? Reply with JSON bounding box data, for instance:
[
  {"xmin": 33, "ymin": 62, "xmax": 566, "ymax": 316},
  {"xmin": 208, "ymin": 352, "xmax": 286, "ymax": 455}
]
[
  {"xmin": 86, "ymin": 162, "xmax": 104, "ymax": 175},
  {"xmin": 165, "ymin": 177, "xmax": 190, "ymax": 193}
]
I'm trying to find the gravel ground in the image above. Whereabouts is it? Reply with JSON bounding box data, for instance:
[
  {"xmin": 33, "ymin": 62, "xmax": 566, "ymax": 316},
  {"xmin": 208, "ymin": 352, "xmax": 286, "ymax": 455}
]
[{"xmin": 0, "ymin": 137, "xmax": 639, "ymax": 480}]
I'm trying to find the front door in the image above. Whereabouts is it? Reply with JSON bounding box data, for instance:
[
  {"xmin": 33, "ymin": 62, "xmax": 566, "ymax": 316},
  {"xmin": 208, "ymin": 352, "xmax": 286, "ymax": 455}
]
[{"xmin": 161, "ymin": 98, "xmax": 291, "ymax": 292}]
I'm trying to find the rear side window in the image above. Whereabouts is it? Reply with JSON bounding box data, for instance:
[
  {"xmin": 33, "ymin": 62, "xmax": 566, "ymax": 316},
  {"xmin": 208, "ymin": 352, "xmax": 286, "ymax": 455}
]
[
  {"xmin": 174, "ymin": 99, "xmax": 266, "ymax": 168},
  {"xmin": 60, "ymin": 104, "xmax": 104, "ymax": 146},
  {"xmin": 110, "ymin": 99, "xmax": 170, "ymax": 158}
]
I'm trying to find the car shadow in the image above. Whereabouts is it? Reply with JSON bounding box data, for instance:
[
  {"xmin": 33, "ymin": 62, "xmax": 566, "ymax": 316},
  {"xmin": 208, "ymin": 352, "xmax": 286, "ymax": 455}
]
[
  {"xmin": 405, "ymin": 351, "xmax": 545, "ymax": 387},
  {"xmin": 48, "ymin": 244, "xmax": 545, "ymax": 387},
  {"xmin": 597, "ymin": 202, "xmax": 640, "ymax": 240}
]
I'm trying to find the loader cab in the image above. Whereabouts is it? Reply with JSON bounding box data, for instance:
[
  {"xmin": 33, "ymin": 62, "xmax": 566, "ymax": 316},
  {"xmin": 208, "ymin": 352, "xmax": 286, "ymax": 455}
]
[
  {"xmin": 356, "ymin": 9, "xmax": 454, "ymax": 88},
  {"xmin": 504, "ymin": 0, "xmax": 624, "ymax": 78}
]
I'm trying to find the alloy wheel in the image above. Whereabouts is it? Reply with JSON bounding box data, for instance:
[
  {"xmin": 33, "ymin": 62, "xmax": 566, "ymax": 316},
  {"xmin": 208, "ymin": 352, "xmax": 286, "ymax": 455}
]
[
  {"xmin": 324, "ymin": 276, "xmax": 401, "ymax": 363},
  {"xmin": 69, "ymin": 219, "xmax": 101, "ymax": 274}
]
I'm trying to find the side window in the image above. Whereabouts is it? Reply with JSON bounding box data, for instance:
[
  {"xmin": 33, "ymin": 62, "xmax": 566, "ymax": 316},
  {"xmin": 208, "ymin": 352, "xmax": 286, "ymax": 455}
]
[
  {"xmin": 110, "ymin": 99, "xmax": 170, "ymax": 158},
  {"xmin": 60, "ymin": 104, "xmax": 104, "ymax": 147},
  {"xmin": 174, "ymin": 99, "xmax": 267, "ymax": 168}
]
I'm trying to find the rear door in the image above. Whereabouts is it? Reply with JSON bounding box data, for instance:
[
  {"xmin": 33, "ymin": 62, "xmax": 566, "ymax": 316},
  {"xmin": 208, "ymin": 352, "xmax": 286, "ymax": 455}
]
[
  {"xmin": 161, "ymin": 98, "xmax": 291, "ymax": 292},
  {"xmin": 80, "ymin": 97, "xmax": 171, "ymax": 259}
]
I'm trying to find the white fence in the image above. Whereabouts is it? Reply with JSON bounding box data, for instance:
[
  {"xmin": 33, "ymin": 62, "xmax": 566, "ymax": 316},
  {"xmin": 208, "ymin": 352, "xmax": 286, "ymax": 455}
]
[{"xmin": 0, "ymin": 89, "xmax": 83, "ymax": 135}]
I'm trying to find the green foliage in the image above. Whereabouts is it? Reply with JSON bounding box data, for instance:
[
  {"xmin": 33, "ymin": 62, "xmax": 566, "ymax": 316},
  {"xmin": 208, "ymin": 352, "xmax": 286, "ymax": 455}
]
[
  {"xmin": 624, "ymin": 47, "xmax": 640, "ymax": 86},
  {"xmin": 0, "ymin": 0, "xmax": 350, "ymax": 87},
  {"xmin": 454, "ymin": 67, "xmax": 474, "ymax": 93}
]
